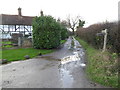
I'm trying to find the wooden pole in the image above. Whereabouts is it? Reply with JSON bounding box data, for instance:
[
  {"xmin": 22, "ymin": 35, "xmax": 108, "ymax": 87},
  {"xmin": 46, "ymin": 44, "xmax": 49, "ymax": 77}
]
[
  {"xmin": 15, "ymin": 25, "xmax": 17, "ymax": 31},
  {"xmin": 24, "ymin": 25, "xmax": 25, "ymax": 36},
  {"xmin": 19, "ymin": 25, "xmax": 20, "ymax": 33},
  {"xmin": 102, "ymin": 29, "xmax": 107, "ymax": 52}
]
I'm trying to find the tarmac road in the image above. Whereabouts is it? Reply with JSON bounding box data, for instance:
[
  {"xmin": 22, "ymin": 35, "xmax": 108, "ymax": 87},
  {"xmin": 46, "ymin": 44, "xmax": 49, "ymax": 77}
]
[{"xmin": 0, "ymin": 37, "xmax": 105, "ymax": 88}]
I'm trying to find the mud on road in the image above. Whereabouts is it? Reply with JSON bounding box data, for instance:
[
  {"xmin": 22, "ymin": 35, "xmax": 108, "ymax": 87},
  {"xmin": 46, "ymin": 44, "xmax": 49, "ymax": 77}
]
[{"xmin": 1, "ymin": 37, "xmax": 105, "ymax": 88}]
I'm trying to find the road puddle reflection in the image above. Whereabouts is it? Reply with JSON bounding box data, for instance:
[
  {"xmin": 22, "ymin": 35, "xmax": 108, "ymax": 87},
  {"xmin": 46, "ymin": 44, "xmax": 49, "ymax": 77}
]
[
  {"xmin": 58, "ymin": 37, "xmax": 86, "ymax": 87},
  {"xmin": 60, "ymin": 51, "xmax": 86, "ymax": 67},
  {"xmin": 59, "ymin": 65, "xmax": 74, "ymax": 88}
]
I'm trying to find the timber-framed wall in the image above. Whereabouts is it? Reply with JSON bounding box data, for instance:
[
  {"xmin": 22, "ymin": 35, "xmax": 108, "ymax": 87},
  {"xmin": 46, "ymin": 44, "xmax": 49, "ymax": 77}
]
[{"xmin": 0, "ymin": 8, "xmax": 35, "ymax": 37}]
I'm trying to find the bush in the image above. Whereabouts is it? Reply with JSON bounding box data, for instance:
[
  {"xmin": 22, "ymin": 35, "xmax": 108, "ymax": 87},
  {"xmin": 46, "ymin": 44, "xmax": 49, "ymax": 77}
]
[
  {"xmin": 76, "ymin": 22, "xmax": 119, "ymax": 54},
  {"xmin": 60, "ymin": 25, "xmax": 68, "ymax": 40},
  {"xmin": 32, "ymin": 16, "xmax": 61, "ymax": 49}
]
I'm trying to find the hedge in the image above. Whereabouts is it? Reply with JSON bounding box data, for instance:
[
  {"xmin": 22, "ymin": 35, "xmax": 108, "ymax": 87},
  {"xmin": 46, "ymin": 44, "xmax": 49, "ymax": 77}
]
[
  {"xmin": 76, "ymin": 22, "xmax": 119, "ymax": 54},
  {"xmin": 32, "ymin": 16, "xmax": 61, "ymax": 49}
]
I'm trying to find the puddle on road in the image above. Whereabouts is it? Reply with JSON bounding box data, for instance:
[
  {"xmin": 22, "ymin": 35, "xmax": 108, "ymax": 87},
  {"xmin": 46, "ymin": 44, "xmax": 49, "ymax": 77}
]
[
  {"xmin": 59, "ymin": 51, "xmax": 86, "ymax": 88},
  {"xmin": 59, "ymin": 37, "xmax": 86, "ymax": 88},
  {"xmin": 39, "ymin": 37, "xmax": 86, "ymax": 87},
  {"xmin": 59, "ymin": 65, "xmax": 74, "ymax": 88},
  {"xmin": 60, "ymin": 51, "xmax": 86, "ymax": 68}
]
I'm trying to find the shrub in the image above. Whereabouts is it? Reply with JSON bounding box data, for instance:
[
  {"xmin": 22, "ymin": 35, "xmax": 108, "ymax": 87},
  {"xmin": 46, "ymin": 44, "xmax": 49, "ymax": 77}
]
[
  {"xmin": 60, "ymin": 25, "xmax": 69, "ymax": 40},
  {"xmin": 76, "ymin": 22, "xmax": 119, "ymax": 54},
  {"xmin": 32, "ymin": 15, "xmax": 61, "ymax": 49}
]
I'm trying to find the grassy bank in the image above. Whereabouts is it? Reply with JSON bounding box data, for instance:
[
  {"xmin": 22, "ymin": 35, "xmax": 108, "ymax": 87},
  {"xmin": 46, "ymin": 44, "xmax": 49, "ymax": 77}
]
[
  {"xmin": 1, "ymin": 48, "xmax": 54, "ymax": 62},
  {"xmin": 75, "ymin": 37, "xmax": 118, "ymax": 88}
]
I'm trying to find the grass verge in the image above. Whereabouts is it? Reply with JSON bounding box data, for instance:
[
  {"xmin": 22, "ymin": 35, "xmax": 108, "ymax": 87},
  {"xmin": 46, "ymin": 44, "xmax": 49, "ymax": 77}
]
[
  {"xmin": 1, "ymin": 48, "xmax": 54, "ymax": 62},
  {"xmin": 1, "ymin": 39, "xmax": 67, "ymax": 62},
  {"xmin": 75, "ymin": 37, "xmax": 118, "ymax": 88}
]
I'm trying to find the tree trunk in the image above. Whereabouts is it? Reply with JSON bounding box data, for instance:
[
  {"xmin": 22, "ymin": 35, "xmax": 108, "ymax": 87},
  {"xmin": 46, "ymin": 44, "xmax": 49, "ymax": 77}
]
[{"xmin": 72, "ymin": 28, "xmax": 74, "ymax": 35}]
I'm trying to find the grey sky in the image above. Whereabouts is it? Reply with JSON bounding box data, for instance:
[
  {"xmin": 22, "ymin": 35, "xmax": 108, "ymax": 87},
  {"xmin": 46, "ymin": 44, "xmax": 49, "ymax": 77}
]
[{"xmin": 0, "ymin": 0, "xmax": 119, "ymax": 27}]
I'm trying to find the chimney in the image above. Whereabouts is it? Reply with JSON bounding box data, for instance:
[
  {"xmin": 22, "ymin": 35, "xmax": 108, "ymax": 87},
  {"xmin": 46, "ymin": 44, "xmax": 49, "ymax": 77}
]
[
  {"xmin": 40, "ymin": 10, "xmax": 44, "ymax": 16},
  {"xmin": 18, "ymin": 7, "xmax": 22, "ymax": 16}
]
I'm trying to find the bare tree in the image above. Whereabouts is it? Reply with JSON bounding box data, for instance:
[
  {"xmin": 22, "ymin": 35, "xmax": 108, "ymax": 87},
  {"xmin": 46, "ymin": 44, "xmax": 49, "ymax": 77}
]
[{"xmin": 67, "ymin": 15, "xmax": 85, "ymax": 35}]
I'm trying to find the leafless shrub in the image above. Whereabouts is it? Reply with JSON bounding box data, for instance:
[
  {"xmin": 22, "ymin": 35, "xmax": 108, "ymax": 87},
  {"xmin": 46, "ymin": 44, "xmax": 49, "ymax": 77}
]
[{"xmin": 76, "ymin": 21, "xmax": 119, "ymax": 54}]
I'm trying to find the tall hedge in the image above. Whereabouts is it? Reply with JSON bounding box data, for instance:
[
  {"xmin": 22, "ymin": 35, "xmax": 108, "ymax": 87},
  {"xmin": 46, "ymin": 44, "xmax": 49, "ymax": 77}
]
[
  {"xmin": 76, "ymin": 22, "xmax": 119, "ymax": 53},
  {"xmin": 32, "ymin": 16, "xmax": 61, "ymax": 49}
]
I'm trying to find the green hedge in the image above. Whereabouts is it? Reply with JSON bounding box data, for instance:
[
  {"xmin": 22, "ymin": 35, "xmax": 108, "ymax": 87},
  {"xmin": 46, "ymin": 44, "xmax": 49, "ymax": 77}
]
[
  {"xmin": 32, "ymin": 15, "xmax": 68, "ymax": 49},
  {"xmin": 60, "ymin": 25, "xmax": 68, "ymax": 40},
  {"xmin": 76, "ymin": 22, "xmax": 119, "ymax": 54}
]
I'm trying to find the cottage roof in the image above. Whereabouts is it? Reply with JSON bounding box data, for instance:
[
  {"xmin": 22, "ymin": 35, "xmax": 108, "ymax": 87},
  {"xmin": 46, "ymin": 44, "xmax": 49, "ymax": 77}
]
[{"xmin": 0, "ymin": 8, "xmax": 35, "ymax": 25}]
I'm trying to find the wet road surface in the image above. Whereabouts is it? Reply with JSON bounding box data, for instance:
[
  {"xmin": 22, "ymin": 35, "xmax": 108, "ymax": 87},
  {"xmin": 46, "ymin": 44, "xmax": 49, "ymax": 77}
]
[{"xmin": 0, "ymin": 37, "xmax": 105, "ymax": 88}]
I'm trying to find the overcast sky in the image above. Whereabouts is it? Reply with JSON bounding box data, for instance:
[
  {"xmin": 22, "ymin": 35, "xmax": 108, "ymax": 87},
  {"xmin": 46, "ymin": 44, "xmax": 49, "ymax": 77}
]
[{"xmin": 0, "ymin": 0, "xmax": 119, "ymax": 27}]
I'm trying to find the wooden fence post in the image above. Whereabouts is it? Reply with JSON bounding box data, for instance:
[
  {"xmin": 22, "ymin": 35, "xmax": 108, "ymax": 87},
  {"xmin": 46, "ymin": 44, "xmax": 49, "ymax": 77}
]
[{"xmin": 102, "ymin": 29, "xmax": 108, "ymax": 52}]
